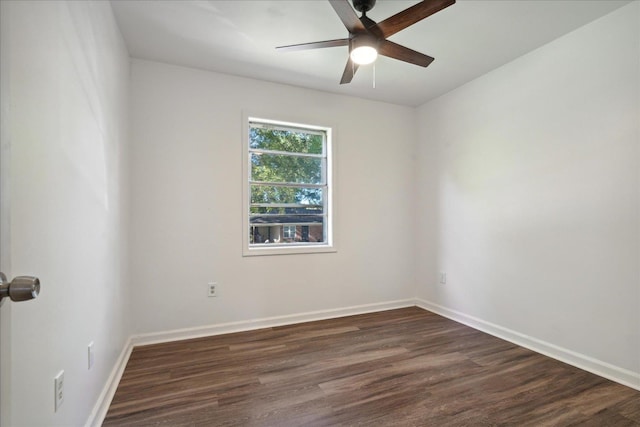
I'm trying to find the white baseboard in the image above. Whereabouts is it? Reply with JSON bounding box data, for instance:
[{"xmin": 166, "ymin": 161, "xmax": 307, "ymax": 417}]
[
  {"xmin": 415, "ymin": 298, "xmax": 640, "ymax": 392},
  {"xmin": 130, "ymin": 299, "xmax": 415, "ymax": 347},
  {"xmin": 85, "ymin": 337, "xmax": 134, "ymax": 427}
]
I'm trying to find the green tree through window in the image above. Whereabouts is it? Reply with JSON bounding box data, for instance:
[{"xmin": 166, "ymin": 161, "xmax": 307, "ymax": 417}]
[{"xmin": 250, "ymin": 128, "xmax": 322, "ymax": 205}]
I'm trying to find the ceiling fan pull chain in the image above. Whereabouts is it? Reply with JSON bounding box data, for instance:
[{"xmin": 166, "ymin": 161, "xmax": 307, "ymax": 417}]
[{"xmin": 373, "ymin": 63, "xmax": 376, "ymax": 89}]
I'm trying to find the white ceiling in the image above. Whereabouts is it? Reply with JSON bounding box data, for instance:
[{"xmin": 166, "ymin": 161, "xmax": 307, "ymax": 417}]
[{"xmin": 111, "ymin": 0, "xmax": 630, "ymax": 107}]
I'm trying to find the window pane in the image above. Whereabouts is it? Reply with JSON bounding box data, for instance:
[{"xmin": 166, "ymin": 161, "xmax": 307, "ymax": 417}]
[
  {"xmin": 249, "ymin": 128, "xmax": 323, "ymax": 155},
  {"xmin": 249, "ymin": 221, "xmax": 326, "ymax": 245},
  {"xmin": 249, "ymin": 215, "xmax": 324, "ymax": 227},
  {"xmin": 250, "ymin": 185, "xmax": 323, "ymax": 206},
  {"xmin": 251, "ymin": 153, "xmax": 322, "ymax": 185}
]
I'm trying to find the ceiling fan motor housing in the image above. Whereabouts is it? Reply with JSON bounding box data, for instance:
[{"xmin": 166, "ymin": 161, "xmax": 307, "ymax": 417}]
[{"xmin": 353, "ymin": 0, "xmax": 376, "ymax": 14}]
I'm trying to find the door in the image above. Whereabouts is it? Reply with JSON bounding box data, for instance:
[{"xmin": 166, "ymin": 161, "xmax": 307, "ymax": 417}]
[
  {"xmin": 1, "ymin": 0, "xmax": 10, "ymax": 422},
  {"xmin": 0, "ymin": 1, "xmax": 11, "ymax": 423}
]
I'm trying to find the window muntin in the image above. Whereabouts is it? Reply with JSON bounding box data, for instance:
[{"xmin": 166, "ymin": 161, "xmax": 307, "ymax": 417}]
[{"xmin": 245, "ymin": 118, "xmax": 333, "ymax": 254}]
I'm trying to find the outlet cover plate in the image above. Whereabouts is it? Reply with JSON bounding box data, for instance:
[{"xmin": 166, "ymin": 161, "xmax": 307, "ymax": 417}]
[
  {"xmin": 54, "ymin": 370, "xmax": 64, "ymax": 412},
  {"xmin": 208, "ymin": 282, "xmax": 218, "ymax": 297}
]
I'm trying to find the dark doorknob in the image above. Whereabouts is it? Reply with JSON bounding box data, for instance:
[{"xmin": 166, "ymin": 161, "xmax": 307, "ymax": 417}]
[{"xmin": 0, "ymin": 272, "xmax": 40, "ymax": 302}]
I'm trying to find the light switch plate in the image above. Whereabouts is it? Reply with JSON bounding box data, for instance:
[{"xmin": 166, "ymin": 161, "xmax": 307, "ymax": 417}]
[{"xmin": 439, "ymin": 272, "xmax": 447, "ymax": 284}]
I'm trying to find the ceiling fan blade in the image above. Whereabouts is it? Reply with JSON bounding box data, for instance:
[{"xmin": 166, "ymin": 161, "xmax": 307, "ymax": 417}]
[
  {"xmin": 378, "ymin": 40, "xmax": 434, "ymax": 67},
  {"xmin": 329, "ymin": 0, "xmax": 365, "ymax": 33},
  {"xmin": 340, "ymin": 57, "xmax": 359, "ymax": 84},
  {"xmin": 276, "ymin": 38, "xmax": 349, "ymax": 52},
  {"xmin": 375, "ymin": 0, "xmax": 455, "ymax": 39}
]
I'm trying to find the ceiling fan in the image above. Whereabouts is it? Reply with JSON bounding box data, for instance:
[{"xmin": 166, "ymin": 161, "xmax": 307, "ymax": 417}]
[{"xmin": 276, "ymin": 0, "xmax": 456, "ymax": 84}]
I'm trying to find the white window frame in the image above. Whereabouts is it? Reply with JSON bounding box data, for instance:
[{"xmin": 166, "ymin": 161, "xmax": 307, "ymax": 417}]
[{"xmin": 242, "ymin": 114, "xmax": 336, "ymax": 256}]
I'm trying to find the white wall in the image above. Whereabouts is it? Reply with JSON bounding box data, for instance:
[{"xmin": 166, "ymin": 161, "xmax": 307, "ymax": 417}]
[
  {"xmin": 129, "ymin": 59, "xmax": 417, "ymax": 334},
  {"xmin": 2, "ymin": 1, "xmax": 130, "ymax": 425},
  {"xmin": 416, "ymin": 1, "xmax": 639, "ymax": 381}
]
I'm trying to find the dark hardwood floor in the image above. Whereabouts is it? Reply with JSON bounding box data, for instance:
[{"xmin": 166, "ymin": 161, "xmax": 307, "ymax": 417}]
[{"xmin": 103, "ymin": 307, "xmax": 640, "ymax": 426}]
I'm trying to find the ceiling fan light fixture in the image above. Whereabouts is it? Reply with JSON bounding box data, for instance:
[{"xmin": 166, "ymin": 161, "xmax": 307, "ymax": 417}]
[
  {"xmin": 350, "ymin": 45, "xmax": 378, "ymax": 65},
  {"xmin": 350, "ymin": 35, "xmax": 379, "ymax": 65}
]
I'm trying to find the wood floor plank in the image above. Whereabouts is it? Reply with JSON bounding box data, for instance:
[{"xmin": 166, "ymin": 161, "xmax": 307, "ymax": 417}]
[{"xmin": 103, "ymin": 307, "xmax": 640, "ymax": 426}]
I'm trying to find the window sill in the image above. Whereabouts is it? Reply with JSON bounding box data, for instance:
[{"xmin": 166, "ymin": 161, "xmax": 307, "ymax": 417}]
[{"xmin": 242, "ymin": 244, "xmax": 337, "ymax": 257}]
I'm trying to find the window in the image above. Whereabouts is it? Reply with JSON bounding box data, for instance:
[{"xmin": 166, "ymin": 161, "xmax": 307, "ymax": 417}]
[
  {"xmin": 283, "ymin": 225, "xmax": 296, "ymax": 239},
  {"xmin": 243, "ymin": 116, "xmax": 334, "ymax": 255}
]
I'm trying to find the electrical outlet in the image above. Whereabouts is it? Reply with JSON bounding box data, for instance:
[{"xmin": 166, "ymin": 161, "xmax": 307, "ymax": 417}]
[
  {"xmin": 439, "ymin": 272, "xmax": 447, "ymax": 284},
  {"xmin": 88, "ymin": 342, "xmax": 95, "ymax": 370},
  {"xmin": 208, "ymin": 282, "xmax": 218, "ymax": 297},
  {"xmin": 54, "ymin": 370, "xmax": 64, "ymax": 412}
]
